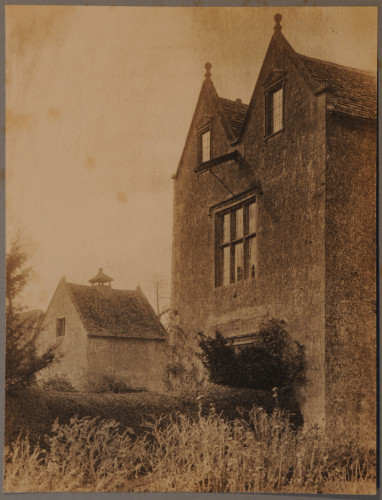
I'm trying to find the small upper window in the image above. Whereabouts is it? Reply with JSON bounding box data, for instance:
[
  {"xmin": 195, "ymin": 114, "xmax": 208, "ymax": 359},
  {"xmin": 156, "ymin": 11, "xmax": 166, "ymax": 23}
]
[
  {"xmin": 265, "ymin": 83, "xmax": 285, "ymax": 137},
  {"xmin": 56, "ymin": 317, "xmax": 65, "ymax": 337},
  {"xmin": 201, "ymin": 129, "xmax": 211, "ymax": 163}
]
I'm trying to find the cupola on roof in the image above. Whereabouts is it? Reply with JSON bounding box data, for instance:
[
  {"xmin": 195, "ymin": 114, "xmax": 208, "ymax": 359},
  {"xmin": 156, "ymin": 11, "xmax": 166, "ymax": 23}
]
[{"xmin": 89, "ymin": 268, "xmax": 114, "ymax": 286}]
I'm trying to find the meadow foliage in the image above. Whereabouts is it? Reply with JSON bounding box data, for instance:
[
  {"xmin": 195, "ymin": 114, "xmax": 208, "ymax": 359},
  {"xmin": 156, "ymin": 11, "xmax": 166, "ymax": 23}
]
[{"xmin": 4, "ymin": 406, "xmax": 375, "ymax": 494}]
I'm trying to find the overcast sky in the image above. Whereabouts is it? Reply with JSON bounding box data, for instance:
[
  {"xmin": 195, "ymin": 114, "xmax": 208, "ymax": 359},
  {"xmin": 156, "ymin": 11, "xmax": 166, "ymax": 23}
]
[{"xmin": 6, "ymin": 5, "xmax": 377, "ymax": 312}]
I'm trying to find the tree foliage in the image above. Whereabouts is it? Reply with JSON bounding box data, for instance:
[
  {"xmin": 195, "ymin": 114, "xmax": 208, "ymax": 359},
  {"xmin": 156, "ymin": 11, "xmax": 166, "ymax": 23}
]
[
  {"xmin": 198, "ymin": 319, "xmax": 305, "ymax": 391},
  {"xmin": 6, "ymin": 239, "xmax": 56, "ymax": 394}
]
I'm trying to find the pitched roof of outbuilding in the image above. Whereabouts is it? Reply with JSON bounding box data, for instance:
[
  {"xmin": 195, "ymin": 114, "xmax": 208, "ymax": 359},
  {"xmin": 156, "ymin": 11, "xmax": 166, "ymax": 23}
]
[
  {"xmin": 298, "ymin": 53, "xmax": 377, "ymax": 120},
  {"xmin": 219, "ymin": 97, "xmax": 248, "ymax": 138},
  {"xmin": 65, "ymin": 281, "xmax": 166, "ymax": 339}
]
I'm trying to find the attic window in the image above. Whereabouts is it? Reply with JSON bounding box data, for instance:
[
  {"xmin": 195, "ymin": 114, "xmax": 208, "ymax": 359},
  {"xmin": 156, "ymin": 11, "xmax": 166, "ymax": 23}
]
[
  {"xmin": 265, "ymin": 82, "xmax": 285, "ymax": 137},
  {"xmin": 215, "ymin": 197, "xmax": 257, "ymax": 287},
  {"xmin": 56, "ymin": 317, "xmax": 65, "ymax": 337},
  {"xmin": 198, "ymin": 127, "xmax": 211, "ymax": 164}
]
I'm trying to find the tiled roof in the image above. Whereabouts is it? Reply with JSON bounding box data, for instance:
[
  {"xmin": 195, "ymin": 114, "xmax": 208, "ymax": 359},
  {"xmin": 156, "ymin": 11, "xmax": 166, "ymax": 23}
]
[
  {"xmin": 219, "ymin": 97, "xmax": 248, "ymax": 138},
  {"xmin": 298, "ymin": 54, "xmax": 377, "ymax": 120},
  {"xmin": 66, "ymin": 282, "xmax": 166, "ymax": 339}
]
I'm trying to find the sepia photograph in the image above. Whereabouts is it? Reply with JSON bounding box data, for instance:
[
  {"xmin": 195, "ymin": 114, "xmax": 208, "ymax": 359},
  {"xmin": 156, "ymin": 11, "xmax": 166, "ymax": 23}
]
[{"xmin": 4, "ymin": 4, "xmax": 378, "ymax": 494}]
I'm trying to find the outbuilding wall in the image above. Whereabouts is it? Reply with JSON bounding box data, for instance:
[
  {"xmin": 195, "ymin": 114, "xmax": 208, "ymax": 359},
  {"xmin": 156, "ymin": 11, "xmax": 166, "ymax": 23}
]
[
  {"xmin": 87, "ymin": 336, "xmax": 167, "ymax": 391},
  {"xmin": 39, "ymin": 281, "xmax": 88, "ymax": 389}
]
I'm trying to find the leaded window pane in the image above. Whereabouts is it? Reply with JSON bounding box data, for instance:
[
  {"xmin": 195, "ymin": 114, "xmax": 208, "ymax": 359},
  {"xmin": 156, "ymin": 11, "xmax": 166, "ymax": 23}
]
[
  {"xmin": 235, "ymin": 242, "xmax": 243, "ymax": 281},
  {"xmin": 272, "ymin": 87, "xmax": 283, "ymax": 133},
  {"xmin": 222, "ymin": 213, "xmax": 230, "ymax": 244},
  {"xmin": 202, "ymin": 130, "xmax": 211, "ymax": 162},
  {"xmin": 248, "ymin": 202, "xmax": 256, "ymax": 234},
  {"xmin": 223, "ymin": 246, "xmax": 230, "ymax": 285},
  {"xmin": 248, "ymin": 237, "xmax": 256, "ymax": 278},
  {"xmin": 235, "ymin": 207, "xmax": 243, "ymax": 239}
]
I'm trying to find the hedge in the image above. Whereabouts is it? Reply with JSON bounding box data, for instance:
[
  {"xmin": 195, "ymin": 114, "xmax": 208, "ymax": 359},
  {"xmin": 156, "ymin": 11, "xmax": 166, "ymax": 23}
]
[{"xmin": 5, "ymin": 385, "xmax": 301, "ymax": 448}]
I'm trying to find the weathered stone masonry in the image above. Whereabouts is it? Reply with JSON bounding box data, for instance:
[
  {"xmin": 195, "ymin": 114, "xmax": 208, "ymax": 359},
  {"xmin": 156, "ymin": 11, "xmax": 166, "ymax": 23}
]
[
  {"xmin": 171, "ymin": 15, "xmax": 376, "ymax": 444},
  {"xmin": 40, "ymin": 271, "xmax": 167, "ymax": 391}
]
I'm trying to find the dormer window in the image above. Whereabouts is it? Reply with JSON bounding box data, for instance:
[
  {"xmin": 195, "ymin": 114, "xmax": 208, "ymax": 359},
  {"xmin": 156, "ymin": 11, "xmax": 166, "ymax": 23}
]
[
  {"xmin": 201, "ymin": 129, "xmax": 211, "ymax": 162},
  {"xmin": 263, "ymin": 70, "xmax": 286, "ymax": 138},
  {"xmin": 198, "ymin": 125, "xmax": 212, "ymax": 165},
  {"xmin": 267, "ymin": 86, "xmax": 283, "ymax": 135}
]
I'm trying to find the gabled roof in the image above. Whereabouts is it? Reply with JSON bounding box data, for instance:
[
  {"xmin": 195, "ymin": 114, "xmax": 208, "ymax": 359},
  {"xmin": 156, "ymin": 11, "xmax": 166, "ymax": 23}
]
[
  {"xmin": 219, "ymin": 97, "xmax": 248, "ymax": 138},
  {"xmin": 239, "ymin": 19, "xmax": 376, "ymax": 141},
  {"xmin": 298, "ymin": 53, "xmax": 377, "ymax": 120},
  {"xmin": 174, "ymin": 68, "xmax": 248, "ymax": 178},
  {"xmin": 177, "ymin": 16, "xmax": 376, "ymax": 175},
  {"xmin": 65, "ymin": 281, "xmax": 166, "ymax": 339}
]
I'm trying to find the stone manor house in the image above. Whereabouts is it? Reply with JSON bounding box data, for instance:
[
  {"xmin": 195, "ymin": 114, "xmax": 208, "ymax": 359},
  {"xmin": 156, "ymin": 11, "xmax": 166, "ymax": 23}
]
[{"xmin": 171, "ymin": 14, "xmax": 376, "ymax": 443}]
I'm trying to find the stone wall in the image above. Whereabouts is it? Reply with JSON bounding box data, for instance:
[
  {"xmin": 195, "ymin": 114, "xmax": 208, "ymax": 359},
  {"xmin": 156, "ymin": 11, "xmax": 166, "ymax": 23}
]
[
  {"xmin": 171, "ymin": 32, "xmax": 376, "ymax": 438},
  {"xmin": 325, "ymin": 113, "xmax": 376, "ymax": 445},
  {"xmin": 87, "ymin": 336, "xmax": 167, "ymax": 392},
  {"xmin": 172, "ymin": 36, "xmax": 327, "ymax": 425},
  {"xmin": 39, "ymin": 280, "xmax": 88, "ymax": 389}
]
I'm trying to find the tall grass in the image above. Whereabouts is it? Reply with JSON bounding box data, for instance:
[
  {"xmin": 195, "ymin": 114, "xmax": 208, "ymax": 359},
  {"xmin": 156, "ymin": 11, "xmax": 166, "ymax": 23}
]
[{"xmin": 4, "ymin": 407, "xmax": 376, "ymax": 493}]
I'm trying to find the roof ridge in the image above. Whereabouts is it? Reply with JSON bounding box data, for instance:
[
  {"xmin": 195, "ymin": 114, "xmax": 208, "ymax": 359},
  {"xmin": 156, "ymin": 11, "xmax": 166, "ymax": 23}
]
[
  {"xmin": 66, "ymin": 281, "xmax": 137, "ymax": 293},
  {"xmin": 219, "ymin": 96, "xmax": 249, "ymax": 107},
  {"xmin": 297, "ymin": 52, "xmax": 376, "ymax": 77}
]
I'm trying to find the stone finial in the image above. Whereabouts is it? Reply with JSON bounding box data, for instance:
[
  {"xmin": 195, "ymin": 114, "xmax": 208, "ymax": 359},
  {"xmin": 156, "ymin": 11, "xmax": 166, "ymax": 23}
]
[
  {"xmin": 205, "ymin": 62, "xmax": 212, "ymax": 79},
  {"xmin": 274, "ymin": 13, "xmax": 282, "ymax": 31}
]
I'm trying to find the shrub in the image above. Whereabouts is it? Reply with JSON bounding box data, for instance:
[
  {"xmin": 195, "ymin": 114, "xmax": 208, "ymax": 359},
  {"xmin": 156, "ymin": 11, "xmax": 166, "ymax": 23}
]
[
  {"xmin": 198, "ymin": 319, "xmax": 305, "ymax": 391},
  {"xmin": 5, "ymin": 385, "xmax": 279, "ymax": 449},
  {"xmin": 40, "ymin": 375, "xmax": 76, "ymax": 393},
  {"xmin": 5, "ymin": 389, "xmax": 51, "ymax": 448},
  {"xmin": 85, "ymin": 374, "xmax": 145, "ymax": 394}
]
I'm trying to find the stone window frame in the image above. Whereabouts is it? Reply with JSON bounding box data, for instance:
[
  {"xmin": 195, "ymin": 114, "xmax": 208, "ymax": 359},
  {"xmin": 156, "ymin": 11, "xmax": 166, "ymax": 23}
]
[
  {"xmin": 197, "ymin": 122, "xmax": 213, "ymax": 166},
  {"xmin": 264, "ymin": 74, "xmax": 286, "ymax": 139},
  {"xmin": 56, "ymin": 317, "xmax": 66, "ymax": 337},
  {"xmin": 228, "ymin": 336, "xmax": 256, "ymax": 354},
  {"xmin": 212, "ymin": 191, "xmax": 258, "ymax": 288}
]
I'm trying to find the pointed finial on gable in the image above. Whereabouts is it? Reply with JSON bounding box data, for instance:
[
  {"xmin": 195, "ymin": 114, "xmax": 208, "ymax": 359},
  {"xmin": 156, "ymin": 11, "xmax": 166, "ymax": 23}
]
[
  {"xmin": 205, "ymin": 62, "xmax": 212, "ymax": 79},
  {"xmin": 274, "ymin": 13, "xmax": 282, "ymax": 32}
]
